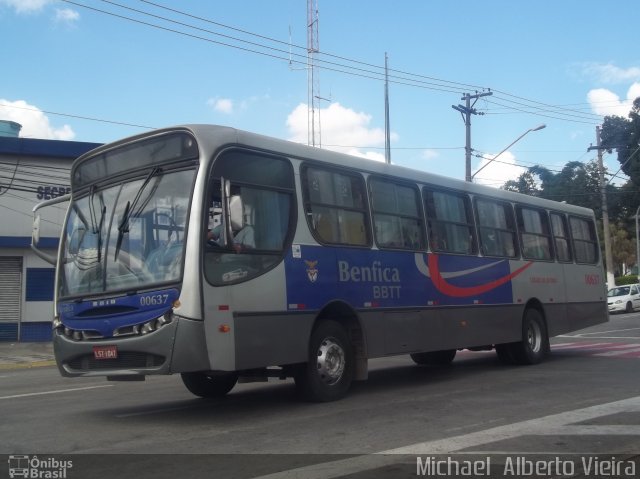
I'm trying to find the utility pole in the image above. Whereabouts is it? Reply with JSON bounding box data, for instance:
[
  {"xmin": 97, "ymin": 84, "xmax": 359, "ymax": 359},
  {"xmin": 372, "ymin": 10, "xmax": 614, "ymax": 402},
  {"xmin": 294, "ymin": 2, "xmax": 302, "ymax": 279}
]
[
  {"xmin": 588, "ymin": 125, "xmax": 615, "ymax": 286},
  {"xmin": 452, "ymin": 91, "xmax": 493, "ymax": 182},
  {"xmin": 307, "ymin": 0, "xmax": 320, "ymax": 147},
  {"xmin": 384, "ymin": 52, "xmax": 391, "ymax": 164}
]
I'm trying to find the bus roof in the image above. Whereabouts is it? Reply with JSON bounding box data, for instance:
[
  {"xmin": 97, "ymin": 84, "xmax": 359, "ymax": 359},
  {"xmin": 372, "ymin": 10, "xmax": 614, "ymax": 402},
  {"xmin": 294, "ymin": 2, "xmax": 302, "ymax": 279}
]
[{"xmin": 77, "ymin": 124, "xmax": 596, "ymax": 218}]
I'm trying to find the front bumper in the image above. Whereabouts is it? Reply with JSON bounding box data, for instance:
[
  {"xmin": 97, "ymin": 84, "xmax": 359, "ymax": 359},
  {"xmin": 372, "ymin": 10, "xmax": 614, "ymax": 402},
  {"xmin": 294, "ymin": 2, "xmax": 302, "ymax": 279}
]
[
  {"xmin": 53, "ymin": 315, "xmax": 209, "ymax": 377},
  {"xmin": 607, "ymin": 302, "xmax": 629, "ymax": 313}
]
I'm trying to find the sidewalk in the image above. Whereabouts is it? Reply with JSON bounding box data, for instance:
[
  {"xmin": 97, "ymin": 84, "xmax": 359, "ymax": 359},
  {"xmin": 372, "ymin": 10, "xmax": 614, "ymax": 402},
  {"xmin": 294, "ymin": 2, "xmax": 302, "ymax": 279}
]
[{"xmin": 0, "ymin": 341, "xmax": 56, "ymax": 370}]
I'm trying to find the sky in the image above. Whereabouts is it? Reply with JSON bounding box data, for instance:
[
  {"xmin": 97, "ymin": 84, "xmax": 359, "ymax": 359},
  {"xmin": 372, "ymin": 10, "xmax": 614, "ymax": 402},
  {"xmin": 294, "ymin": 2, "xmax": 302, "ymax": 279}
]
[{"xmin": 1, "ymin": 0, "xmax": 639, "ymax": 187}]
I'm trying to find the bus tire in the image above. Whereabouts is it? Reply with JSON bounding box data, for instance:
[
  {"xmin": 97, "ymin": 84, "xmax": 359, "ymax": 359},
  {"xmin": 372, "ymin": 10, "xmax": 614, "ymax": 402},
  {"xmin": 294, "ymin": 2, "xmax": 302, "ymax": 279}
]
[
  {"xmin": 295, "ymin": 320, "xmax": 354, "ymax": 402},
  {"xmin": 510, "ymin": 308, "xmax": 549, "ymax": 365},
  {"xmin": 181, "ymin": 371, "xmax": 238, "ymax": 398},
  {"xmin": 410, "ymin": 349, "xmax": 456, "ymax": 365}
]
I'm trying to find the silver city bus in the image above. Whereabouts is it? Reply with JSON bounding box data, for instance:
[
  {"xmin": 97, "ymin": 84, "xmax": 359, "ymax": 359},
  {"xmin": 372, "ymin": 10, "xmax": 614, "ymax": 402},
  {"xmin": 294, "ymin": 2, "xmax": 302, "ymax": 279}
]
[{"xmin": 33, "ymin": 125, "xmax": 608, "ymax": 402}]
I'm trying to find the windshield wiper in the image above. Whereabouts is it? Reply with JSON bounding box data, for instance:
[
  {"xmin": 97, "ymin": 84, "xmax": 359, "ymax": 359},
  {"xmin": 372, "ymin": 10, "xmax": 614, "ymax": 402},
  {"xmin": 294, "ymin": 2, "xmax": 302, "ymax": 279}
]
[{"xmin": 114, "ymin": 166, "xmax": 162, "ymax": 260}]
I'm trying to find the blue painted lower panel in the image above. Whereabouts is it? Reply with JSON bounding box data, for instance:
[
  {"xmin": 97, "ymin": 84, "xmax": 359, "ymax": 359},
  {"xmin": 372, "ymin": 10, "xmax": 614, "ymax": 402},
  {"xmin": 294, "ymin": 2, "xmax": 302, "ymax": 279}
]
[
  {"xmin": 0, "ymin": 322, "xmax": 52, "ymax": 342},
  {"xmin": 20, "ymin": 322, "xmax": 53, "ymax": 342},
  {"xmin": 0, "ymin": 323, "xmax": 18, "ymax": 342}
]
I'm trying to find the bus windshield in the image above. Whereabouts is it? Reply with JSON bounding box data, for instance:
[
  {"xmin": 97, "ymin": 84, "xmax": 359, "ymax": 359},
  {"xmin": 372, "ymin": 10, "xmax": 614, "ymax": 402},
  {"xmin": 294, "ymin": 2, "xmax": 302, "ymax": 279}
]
[{"xmin": 60, "ymin": 167, "xmax": 196, "ymax": 298}]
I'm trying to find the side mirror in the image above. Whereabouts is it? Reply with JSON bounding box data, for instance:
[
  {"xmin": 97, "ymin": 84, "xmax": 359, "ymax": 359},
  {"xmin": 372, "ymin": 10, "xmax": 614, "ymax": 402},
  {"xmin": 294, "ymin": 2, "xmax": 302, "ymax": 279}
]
[
  {"xmin": 32, "ymin": 214, "xmax": 42, "ymax": 246},
  {"xmin": 32, "ymin": 194, "xmax": 71, "ymax": 265}
]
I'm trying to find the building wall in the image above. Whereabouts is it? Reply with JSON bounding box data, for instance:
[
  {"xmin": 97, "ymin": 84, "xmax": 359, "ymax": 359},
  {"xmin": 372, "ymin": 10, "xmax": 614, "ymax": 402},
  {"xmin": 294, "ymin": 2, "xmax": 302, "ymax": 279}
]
[{"xmin": 0, "ymin": 137, "xmax": 101, "ymax": 341}]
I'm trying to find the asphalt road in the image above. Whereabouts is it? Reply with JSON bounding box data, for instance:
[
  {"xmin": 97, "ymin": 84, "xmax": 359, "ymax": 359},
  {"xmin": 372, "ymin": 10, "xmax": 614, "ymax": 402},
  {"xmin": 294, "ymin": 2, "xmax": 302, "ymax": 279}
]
[{"xmin": 1, "ymin": 313, "xmax": 639, "ymax": 478}]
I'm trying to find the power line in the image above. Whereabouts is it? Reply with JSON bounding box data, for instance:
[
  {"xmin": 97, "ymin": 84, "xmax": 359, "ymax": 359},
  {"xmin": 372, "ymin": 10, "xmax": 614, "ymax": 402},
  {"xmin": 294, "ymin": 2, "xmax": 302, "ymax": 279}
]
[
  {"xmin": 0, "ymin": 102, "xmax": 155, "ymax": 130},
  {"xmin": 59, "ymin": 0, "xmax": 606, "ymax": 126},
  {"xmin": 483, "ymin": 98, "xmax": 601, "ymax": 125}
]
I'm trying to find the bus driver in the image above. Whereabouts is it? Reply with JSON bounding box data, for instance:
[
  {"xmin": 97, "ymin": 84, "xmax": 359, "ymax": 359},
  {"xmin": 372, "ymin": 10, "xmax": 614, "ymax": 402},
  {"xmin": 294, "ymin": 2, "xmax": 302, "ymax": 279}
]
[{"xmin": 207, "ymin": 196, "xmax": 255, "ymax": 253}]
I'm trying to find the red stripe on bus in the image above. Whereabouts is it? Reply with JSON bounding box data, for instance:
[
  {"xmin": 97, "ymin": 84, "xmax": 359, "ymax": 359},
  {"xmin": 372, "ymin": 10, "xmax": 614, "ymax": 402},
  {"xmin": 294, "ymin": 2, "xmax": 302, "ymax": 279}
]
[{"xmin": 428, "ymin": 255, "xmax": 534, "ymax": 298}]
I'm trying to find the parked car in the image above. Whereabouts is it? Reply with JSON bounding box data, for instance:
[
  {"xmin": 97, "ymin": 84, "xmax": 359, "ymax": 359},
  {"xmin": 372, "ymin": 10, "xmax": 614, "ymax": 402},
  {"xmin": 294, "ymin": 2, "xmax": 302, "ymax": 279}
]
[{"xmin": 607, "ymin": 284, "xmax": 640, "ymax": 313}]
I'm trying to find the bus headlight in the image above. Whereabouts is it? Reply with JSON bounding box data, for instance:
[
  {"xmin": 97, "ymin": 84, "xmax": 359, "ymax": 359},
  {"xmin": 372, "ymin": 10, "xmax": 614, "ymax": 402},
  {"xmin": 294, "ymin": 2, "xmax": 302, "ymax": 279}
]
[{"xmin": 140, "ymin": 321, "xmax": 156, "ymax": 335}]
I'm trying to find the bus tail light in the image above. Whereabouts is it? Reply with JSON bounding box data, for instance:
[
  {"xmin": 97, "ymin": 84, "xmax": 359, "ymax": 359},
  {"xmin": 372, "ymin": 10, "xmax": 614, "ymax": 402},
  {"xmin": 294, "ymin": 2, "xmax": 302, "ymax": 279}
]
[{"xmin": 218, "ymin": 324, "xmax": 231, "ymax": 333}]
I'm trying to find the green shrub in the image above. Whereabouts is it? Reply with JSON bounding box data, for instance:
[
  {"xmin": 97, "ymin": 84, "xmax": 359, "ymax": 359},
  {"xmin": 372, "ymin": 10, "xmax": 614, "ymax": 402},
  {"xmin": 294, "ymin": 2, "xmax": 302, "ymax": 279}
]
[{"xmin": 615, "ymin": 275, "xmax": 638, "ymax": 285}]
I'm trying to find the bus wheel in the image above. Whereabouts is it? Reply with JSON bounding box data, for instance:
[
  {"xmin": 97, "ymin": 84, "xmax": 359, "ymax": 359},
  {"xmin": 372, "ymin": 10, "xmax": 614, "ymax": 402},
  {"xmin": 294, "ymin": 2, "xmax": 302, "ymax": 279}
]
[
  {"xmin": 510, "ymin": 308, "xmax": 549, "ymax": 365},
  {"xmin": 181, "ymin": 371, "xmax": 238, "ymax": 398},
  {"xmin": 295, "ymin": 320, "xmax": 354, "ymax": 402},
  {"xmin": 410, "ymin": 349, "xmax": 456, "ymax": 365}
]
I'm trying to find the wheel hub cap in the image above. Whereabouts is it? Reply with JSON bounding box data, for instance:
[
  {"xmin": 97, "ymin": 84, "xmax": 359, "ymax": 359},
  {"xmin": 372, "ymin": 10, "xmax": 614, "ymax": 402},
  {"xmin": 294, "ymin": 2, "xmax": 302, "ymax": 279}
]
[{"xmin": 316, "ymin": 337, "xmax": 345, "ymax": 385}]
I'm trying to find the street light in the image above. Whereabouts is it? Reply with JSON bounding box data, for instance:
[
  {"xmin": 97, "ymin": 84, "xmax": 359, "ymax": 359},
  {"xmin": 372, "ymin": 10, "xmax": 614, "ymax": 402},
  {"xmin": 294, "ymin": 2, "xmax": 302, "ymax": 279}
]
[{"xmin": 471, "ymin": 124, "xmax": 546, "ymax": 181}]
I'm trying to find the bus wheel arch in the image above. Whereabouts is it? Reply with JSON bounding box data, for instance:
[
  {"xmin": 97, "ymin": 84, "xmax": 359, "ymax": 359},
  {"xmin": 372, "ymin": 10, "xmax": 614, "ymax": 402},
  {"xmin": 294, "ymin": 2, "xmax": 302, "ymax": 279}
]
[{"xmin": 295, "ymin": 302, "xmax": 364, "ymax": 402}]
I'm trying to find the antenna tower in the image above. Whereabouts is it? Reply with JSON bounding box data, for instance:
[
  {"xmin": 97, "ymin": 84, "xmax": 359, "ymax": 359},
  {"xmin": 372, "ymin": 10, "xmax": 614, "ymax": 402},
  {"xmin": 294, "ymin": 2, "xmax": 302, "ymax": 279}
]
[{"xmin": 307, "ymin": 0, "xmax": 321, "ymax": 147}]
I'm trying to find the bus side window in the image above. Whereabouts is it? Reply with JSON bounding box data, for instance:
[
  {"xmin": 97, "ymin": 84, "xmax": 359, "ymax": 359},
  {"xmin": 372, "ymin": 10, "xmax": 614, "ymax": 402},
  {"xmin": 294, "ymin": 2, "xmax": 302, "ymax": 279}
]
[
  {"xmin": 550, "ymin": 212, "xmax": 572, "ymax": 262},
  {"xmin": 475, "ymin": 198, "xmax": 518, "ymax": 258},
  {"xmin": 516, "ymin": 206, "xmax": 552, "ymax": 261},
  {"xmin": 569, "ymin": 216, "xmax": 599, "ymax": 264},
  {"xmin": 302, "ymin": 165, "xmax": 370, "ymax": 247},
  {"xmin": 369, "ymin": 177, "xmax": 425, "ymax": 250},
  {"xmin": 424, "ymin": 188, "xmax": 476, "ymax": 255}
]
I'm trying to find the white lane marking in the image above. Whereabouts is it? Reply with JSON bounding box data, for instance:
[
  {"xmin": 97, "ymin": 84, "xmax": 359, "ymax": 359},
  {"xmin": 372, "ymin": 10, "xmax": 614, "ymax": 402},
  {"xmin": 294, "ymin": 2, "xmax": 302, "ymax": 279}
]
[
  {"xmin": 595, "ymin": 346, "xmax": 640, "ymax": 357},
  {"xmin": 561, "ymin": 327, "xmax": 640, "ymax": 338},
  {"xmin": 0, "ymin": 385, "xmax": 113, "ymax": 400},
  {"xmin": 553, "ymin": 342, "xmax": 611, "ymax": 349},
  {"xmin": 253, "ymin": 396, "xmax": 640, "ymax": 479},
  {"xmin": 386, "ymin": 395, "xmax": 640, "ymax": 454},
  {"xmin": 570, "ymin": 336, "xmax": 640, "ymax": 339}
]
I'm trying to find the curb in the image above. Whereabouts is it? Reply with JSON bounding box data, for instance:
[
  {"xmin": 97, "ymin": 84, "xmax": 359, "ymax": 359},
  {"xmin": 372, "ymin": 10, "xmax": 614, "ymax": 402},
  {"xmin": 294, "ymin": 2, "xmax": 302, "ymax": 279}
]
[{"xmin": 0, "ymin": 360, "xmax": 57, "ymax": 371}]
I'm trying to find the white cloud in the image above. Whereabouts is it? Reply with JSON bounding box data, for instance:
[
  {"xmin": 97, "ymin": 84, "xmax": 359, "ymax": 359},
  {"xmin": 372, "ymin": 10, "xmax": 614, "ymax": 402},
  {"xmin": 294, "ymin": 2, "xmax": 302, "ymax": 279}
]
[
  {"xmin": 286, "ymin": 102, "xmax": 396, "ymax": 161},
  {"xmin": 472, "ymin": 151, "xmax": 527, "ymax": 188},
  {"xmin": 207, "ymin": 98, "xmax": 234, "ymax": 114},
  {"xmin": 587, "ymin": 82, "xmax": 640, "ymax": 117},
  {"xmin": 0, "ymin": 99, "xmax": 75, "ymax": 140},
  {"xmin": 54, "ymin": 7, "xmax": 79, "ymax": 24},
  {"xmin": 580, "ymin": 62, "xmax": 640, "ymax": 84},
  {"xmin": 0, "ymin": 0, "xmax": 52, "ymax": 14}
]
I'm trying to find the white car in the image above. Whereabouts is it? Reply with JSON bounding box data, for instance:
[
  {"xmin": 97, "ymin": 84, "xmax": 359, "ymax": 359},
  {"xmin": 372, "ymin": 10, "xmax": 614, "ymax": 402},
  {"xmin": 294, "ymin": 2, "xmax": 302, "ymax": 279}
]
[{"xmin": 607, "ymin": 284, "xmax": 640, "ymax": 314}]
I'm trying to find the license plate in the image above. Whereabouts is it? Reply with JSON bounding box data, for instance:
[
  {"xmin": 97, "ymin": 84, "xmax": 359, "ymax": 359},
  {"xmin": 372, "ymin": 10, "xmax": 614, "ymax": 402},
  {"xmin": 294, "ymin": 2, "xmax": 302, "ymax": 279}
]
[{"xmin": 93, "ymin": 345, "xmax": 118, "ymax": 360}]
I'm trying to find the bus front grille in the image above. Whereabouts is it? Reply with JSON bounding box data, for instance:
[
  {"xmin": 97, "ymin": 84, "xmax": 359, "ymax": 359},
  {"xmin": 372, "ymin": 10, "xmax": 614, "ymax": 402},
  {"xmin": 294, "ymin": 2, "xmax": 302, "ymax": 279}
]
[{"xmin": 66, "ymin": 352, "xmax": 166, "ymax": 371}]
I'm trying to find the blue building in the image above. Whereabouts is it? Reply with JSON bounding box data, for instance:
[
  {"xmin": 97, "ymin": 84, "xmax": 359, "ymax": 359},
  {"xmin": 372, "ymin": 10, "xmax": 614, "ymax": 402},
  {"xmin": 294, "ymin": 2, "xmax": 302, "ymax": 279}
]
[{"xmin": 0, "ymin": 121, "xmax": 101, "ymax": 341}]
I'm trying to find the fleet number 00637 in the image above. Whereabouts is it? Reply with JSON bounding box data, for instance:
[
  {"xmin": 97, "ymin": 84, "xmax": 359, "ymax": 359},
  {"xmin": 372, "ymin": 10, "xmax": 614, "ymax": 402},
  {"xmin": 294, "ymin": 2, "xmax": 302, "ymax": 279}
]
[{"xmin": 140, "ymin": 294, "xmax": 169, "ymax": 306}]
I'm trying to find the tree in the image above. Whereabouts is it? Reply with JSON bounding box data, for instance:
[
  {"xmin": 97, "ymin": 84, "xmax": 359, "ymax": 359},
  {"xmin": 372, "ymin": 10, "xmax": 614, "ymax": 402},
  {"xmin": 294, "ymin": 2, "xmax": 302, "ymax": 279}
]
[
  {"xmin": 503, "ymin": 170, "xmax": 538, "ymax": 195},
  {"xmin": 601, "ymin": 98, "xmax": 640, "ymax": 180},
  {"xmin": 502, "ymin": 160, "xmax": 604, "ymax": 213},
  {"xmin": 610, "ymin": 222, "xmax": 636, "ymax": 276},
  {"xmin": 600, "ymin": 97, "xmax": 640, "ymax": 214}
]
